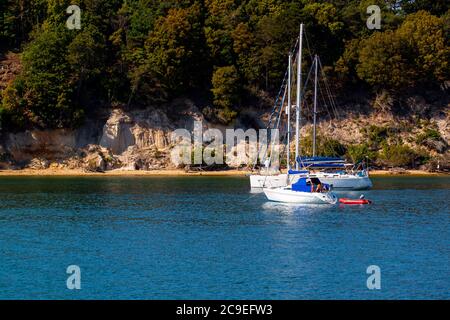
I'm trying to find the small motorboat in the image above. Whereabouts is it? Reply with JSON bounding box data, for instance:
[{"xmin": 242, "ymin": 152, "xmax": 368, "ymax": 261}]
[
  {"xmin": 339, "ymin": 197, "xmax": 372, "ymax": 205},
  {"xmin": 263, "ymin": 177, "xmax": 338, "ymax": 204}
]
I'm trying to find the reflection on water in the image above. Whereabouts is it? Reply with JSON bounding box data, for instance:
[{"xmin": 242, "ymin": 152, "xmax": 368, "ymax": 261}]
[
  {"xmin": 261, "ymin": 201, "xmax": 332, "ymax": 215},
  {"xmin": 0, "ymin": 175, "xmax": 448, "ymax": 299},
  {"xmin": 249, "ymin": 187, "xmax": 264, "ymax": 194}
]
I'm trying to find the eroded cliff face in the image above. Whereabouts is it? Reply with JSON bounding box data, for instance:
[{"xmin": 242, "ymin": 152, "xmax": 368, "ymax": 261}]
[
  {"xmin": 0, "ymin": 101, "xmax": 208, "ymax": 171},
  {"xmin": 0, "ymin": 96, "xmax": 448, "ymax": 172}
]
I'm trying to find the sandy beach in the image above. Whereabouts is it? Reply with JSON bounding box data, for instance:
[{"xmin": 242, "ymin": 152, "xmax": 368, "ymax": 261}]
[{"xmin": 0, "ymin": 168, "xmax": 447, "ymax": 177}]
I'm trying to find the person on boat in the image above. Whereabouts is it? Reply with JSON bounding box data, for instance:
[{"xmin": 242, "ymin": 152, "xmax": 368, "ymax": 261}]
[
  {"xmin": 308, "ymin": 178, "xmax": 323, "ymax": 193},
  {"xmin": 316, "ymin": 182, "xmax": 322, "ymax": 193},
  {"xmin": 306, "ymin": 178, "xmax": 313, "ymax": 192}
]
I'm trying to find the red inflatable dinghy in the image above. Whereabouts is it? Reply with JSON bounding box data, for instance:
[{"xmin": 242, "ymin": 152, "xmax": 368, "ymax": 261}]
[{"xmin": 339, "ymin": 198, "xmax": 372, "ymax": 205}]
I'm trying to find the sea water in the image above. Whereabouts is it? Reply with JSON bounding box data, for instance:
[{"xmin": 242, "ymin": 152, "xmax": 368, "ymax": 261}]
[{"xmin": 0, "ymin": 176, "xmax": 448, "ymax": 299}]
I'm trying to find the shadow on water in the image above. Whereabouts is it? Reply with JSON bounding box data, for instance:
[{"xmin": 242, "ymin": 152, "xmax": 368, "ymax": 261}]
[{"xmin": 371, "ymin": 175, "xmax": 449, "ymax": 190}]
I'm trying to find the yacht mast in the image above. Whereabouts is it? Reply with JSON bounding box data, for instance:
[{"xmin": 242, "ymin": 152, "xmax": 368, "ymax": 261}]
[
  {"xmin": 287, "ymin": 53, "xmax": 292, "ymax": 172},
  {"xmin": 295, "ymin": 23, "xmax": 303, "ymax": 170},
  {"xmin": 313, "ymin": 55, "xmax": 318, "ymax": 157}
]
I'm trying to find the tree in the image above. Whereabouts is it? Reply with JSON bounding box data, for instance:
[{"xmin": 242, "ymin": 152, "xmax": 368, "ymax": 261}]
[
  {"xmin": 357, "ymin": 10, "xmax": 449, "ymax": 88},
  {"xmin": 204, "ymin": 0, "xmax": 239, "ymax": 67},
  {"xmin": 400, "ymin": 0, "xmax": 449, "ymax": 16},
  {"xmin": 396, "ymin": 11, "xmax": 449, "ymax": 83},
  {"xmin": 357, "ymin": 30, "xmax": 416, "ymax": 88},
  {"xmin": 335, "ymin": 38, "xmax": 361, "ymax": 84},
  {"xmin": 0, "ymin": 0, "xmax": 47, "ymax": 50},
  {"xmin": 2, "ymin": 24, "xmax": 82, "ymax": 129},
  {"xmin": 67, "ymin": 26, "xmax": 106, "ymax": 103},
  {"xmin": 211, "ymin": 65, "xmax": 239, "ymax": 123},
  {"xmin": 143, "ymin": 3, "xmax": 207, "ymax": 98}
]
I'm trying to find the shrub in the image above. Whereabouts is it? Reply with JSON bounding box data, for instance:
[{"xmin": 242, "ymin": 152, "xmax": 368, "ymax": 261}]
[
  {"xmin": 346, "ymin": 143, "xmax": 375, "ymax": 163},
  {"xmin": 366, "ymin": 125, "xmax": 389, "ymax": 144},
  {"xmin": 416, "ymin": 128, "xmax": 442, "ymax": 144},
  {"xmin": 211, "ymin": 65, "xmax": 240, "ymax": 124},
  {"xmin": 321, "ymin": 138, "xmax": 347, "ymax": 157},
  {"xmin": 378, "ymin": 143, "xmax": 418, "ymax": 167},
  {"xmin": 300, "ymin": 130, "xmax": 346, "ymax": 157}
]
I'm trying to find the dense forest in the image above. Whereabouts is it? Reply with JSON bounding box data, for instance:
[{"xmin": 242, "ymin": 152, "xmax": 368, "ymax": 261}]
[{"xmin": 0, "ymin": 0, "xmax": 449, "ymax": 169}]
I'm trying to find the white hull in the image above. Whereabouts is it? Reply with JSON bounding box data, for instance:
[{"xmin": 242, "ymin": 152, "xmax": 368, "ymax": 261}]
[
  {"xmin": 250, "ymin": 174, "xmax": 284, "ymax": 188},
  {"xmin": 250, "ymin": 173, "xmax": 372, "ymax": 190},
  {"xmin": 249, "ymin": 173, "xmax": 304, "ymax": 188},
  {"xmin": 311, "ymin": 174, "xmax": 373, "ymax": 190},
  {"xmin": 263, "ymin": 188, "xmax": 338, "ymax": 204}
]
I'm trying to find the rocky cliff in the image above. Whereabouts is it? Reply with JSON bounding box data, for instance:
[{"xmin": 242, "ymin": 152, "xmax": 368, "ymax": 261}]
[
  {"xmin": 0, "ymin": 94, "xmax": 448, "ymax": 172},
  {"xmin": 0, "ymin": 100, "xmax": 209, "ymax": 171}
]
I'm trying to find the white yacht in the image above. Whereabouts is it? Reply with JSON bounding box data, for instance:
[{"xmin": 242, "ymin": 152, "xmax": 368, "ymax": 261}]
[
  {"xmin": 263, "ymin": 177, "xmax": 338, "ymax": 204},
  {"xmin": 250, "ymin": 23, "xmax": 372, "ymax": 191}
]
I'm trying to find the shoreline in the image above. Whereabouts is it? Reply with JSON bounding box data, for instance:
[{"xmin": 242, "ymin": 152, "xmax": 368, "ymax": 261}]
[{"xmin": 0, "ymin": 168, "xmax": 447, "ymax": 177}]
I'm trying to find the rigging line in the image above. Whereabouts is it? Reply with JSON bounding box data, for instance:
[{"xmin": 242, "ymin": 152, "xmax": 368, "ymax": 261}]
[
  {"xmin": 314, "ymin": 56, "xmax": 336, "ymax": 118},
  {"xmin": 300, "ymin": 60, "xmax": 316, "ymax": 118},
  {"xmin": 252, "ymin": 64, "xmax": 289, "ymax": 171},
  {"xmin": 252, "ymin": 32, "xmax": 301, "ymax": 172},
  {"xmin": 300, "ymin": 55, "xmax": 329, "ymax": 123},
  {"xmin": 320, "ymin": 72, "xmax": 339, "ymax": 119},
  {"xmin": 318, "ymin": 56, "xmax": 338, "ymax": 107},
  {"xmin": 267, "ymin": 85, "xmax": 288, "ymax": 166},
  {"xmin": 302, "ymin": 61, "xmax": 315, "ymax": 99},
  {"xmin": 241, "ymin": 192, "xmax": 262, "ymax": 202},
  {"xmin": 256, "ymin": 59, "xmax": 300, "ymax": 172},
  {"xmin": 302, "ymin": 29, "xmax": 322, "ymax": 104},
  {"xmin": 261, "ymin": 82, "xmax": 287, "ymax": 164},
  {"xmin": 305, "ymin": 30, "xmax": 337, "ymax": 121},
  {"xmin": 260, "ymin": 90, "xmax": 287, "ymax": 186},
  {"xmin": 318, "ymin": 76, "xmax": 333, "ymax": 122},
  {"xmin": 318, "ymin": 57, "xmax": 340, "ymax": 119},
  {"xmin": 304, "ymin": 29, "xmax": 316, "ymax": 65},
  {"xmin": 316, "ymin": 61, "xmax": 336, "ymax": 121},
  {"xmin": 270, "ymin": 88, "xmax": 287, "ymax": 163},
  {"xmin": 322, "ymin": 74, "xmax": 339, "ymax": 120},
  {"xmin": 302, "ymin": 99, "xmax": 313, "ymax": 122},
  {"xmin": 267, "ymin": 40, "xmax": 300, "ymax": 130},
  {"xmin": 305, "ymin": 30, "xmax": 339, "ymax": 120}
]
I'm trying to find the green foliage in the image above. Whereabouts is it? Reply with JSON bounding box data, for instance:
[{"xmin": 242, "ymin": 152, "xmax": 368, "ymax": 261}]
[
  {"xmin": 322, "ymin": 138, "xmax": 347, "ymax": 157},
  {"xmin": 0, "ymin": 0, "xmax": 47, "ymax": 49},
  {"xmin": 378, "ymin": 143, "xmax": 419, "ymax": 167},
  {"xmin": 362, "ymin": 125, "xmax": 391, "ymax": 149},
  {"xmin": 142, "ymin": 3, "xmax": 207, "ymax": 98},
  {"xmin": 357, "ymin": 30, "xmax": 416, "ymax": 88},
  {"xmin": 0, "ymin": 1, "xmax": 449, "ymax": 131},
  {"xmin": 67, "ymin": 26, "xmax": 107, "ymax": 99},
  {"xmin": 346, "ymin": 143, "xmax": 376, "ymax": 163},
  {"xmin": 2, "ymin": 25, "xmax": 81, "ymax": 128},
  {"xmin": 357, "ymin": 11, "xmax": 449, "ymax": 88},
  {"xmin": 416, "ymin": 128, "xmax": 442, "ymax": 144},
  {"xmin": 415, "ymin": 128, "xmax": 447, "ymax": 153},
  {"xmin": 210, "ymin": 65, "xmax": 240, "ymax": 124},
  {"xmin": 300, "ymin": 130, "xmax": 347, "ymax": 157},
  {"xmin": 211, "ymin": 66, "xmax": 239, "ymax": 107},
  {"xmin": 335, "ymin": 39, "xmax": 361, "ymax": 84},
  {"xmin": 400, "ymin": 0, "xmax": 449, "ymax": 15},
  {"xmin": 397, "ymin": 11, "xmax": 449, "ymax": 83}
]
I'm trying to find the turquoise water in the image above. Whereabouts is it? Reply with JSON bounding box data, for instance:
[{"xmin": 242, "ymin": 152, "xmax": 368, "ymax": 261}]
[{"xmin": 0, "ymin": 176, "xmax": 448, "ymax": 299}]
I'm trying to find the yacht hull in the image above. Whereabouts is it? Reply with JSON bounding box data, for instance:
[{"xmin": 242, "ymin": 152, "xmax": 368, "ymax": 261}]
[
  {"xmin": 250, "ymin": 173, "xmax": 372, "ymax": 190},
  {"xmin": 263, "ymin": 188, "xmax": 338, "ymax": 204}
]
